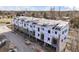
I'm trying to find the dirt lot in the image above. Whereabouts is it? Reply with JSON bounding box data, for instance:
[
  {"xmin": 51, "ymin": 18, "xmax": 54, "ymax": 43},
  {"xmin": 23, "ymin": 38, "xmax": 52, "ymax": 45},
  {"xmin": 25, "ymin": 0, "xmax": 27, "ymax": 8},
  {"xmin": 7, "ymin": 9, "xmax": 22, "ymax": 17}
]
[
  {"xmin": 0, "ymin": 25, "xmax": 35, "ymax": 52},
  {"xmin": 65, "ymin": 28, "xmax": 79, "ymax": 52}
]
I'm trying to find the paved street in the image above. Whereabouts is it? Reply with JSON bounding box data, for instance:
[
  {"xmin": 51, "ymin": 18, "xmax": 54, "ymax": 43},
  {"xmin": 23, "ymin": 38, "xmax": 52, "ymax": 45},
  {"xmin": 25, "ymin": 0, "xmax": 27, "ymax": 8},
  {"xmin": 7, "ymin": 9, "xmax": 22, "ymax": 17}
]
[{"xmin": 0, "ymin": 25, "xmax": 35, "ymax": 52}]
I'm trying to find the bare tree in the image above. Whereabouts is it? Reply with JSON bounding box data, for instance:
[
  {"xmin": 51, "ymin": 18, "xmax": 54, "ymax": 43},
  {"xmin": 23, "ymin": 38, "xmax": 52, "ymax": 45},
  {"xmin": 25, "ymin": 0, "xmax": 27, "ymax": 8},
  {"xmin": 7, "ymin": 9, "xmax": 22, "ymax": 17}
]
[
  {"xmin": 50, "ymin": 6, "xmax": 56, "ymax": 19},
  {"xmin": 58, "ymin": 6, "xmax": 61, "ymax": 19}
]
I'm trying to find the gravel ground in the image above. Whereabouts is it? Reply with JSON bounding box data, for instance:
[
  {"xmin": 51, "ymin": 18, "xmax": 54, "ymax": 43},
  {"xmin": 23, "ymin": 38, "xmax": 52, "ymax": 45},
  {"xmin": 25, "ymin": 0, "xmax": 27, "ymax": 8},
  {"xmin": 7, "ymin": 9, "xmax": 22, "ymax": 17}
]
[{"xmin": 0, "ymin": 25, "xmax": 35, "ymax": 52}]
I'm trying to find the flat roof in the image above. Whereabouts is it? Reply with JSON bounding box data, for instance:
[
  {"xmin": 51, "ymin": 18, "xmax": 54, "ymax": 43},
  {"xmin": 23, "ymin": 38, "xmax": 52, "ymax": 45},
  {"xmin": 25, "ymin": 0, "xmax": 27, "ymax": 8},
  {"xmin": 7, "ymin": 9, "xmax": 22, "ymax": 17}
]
[{"xmin": 14, "ymin": 16, "xmax": 69, "ymax": 28}]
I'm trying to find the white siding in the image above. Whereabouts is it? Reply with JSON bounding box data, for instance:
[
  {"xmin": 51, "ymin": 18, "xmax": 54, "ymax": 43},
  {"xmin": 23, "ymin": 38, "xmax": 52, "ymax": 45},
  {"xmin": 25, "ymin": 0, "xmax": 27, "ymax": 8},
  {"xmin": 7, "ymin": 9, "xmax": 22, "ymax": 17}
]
[
  {"xmin": 59, "ymin": 24, "xmax": 69, "ymax": 51},
  {"xmin": 12, "ymin": 17, "xmax": 69, "ymax": 52}
]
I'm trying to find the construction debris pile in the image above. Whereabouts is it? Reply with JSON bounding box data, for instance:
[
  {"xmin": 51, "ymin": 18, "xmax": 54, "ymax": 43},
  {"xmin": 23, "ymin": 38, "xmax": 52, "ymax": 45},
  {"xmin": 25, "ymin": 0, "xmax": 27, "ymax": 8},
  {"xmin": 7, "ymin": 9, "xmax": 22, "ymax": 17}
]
[{"xmin": 0, "ymin": 35, "xmax": 17, "ymax": 52}]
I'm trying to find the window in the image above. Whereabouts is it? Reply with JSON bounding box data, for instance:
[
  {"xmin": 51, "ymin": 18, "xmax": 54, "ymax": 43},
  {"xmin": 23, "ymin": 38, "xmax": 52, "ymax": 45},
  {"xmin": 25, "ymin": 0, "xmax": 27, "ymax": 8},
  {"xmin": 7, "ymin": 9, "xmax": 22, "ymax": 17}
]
[
  {"xmin": 65, "ymin": 29, "xmax": 67, "ymax": 33},
  {"xmin": 55, "ymin": 31, "xmax": 57, "ymax": 34},
  {"xmin": 62, "ymin": 29, "xmax": 67, "ymax": 34},
  {"xmin": 21, "ymin": 20, "xmax": 24, "ymax": 24},
  {"xmin": 52, "ymin": 27, "xmax": 54, "ymax": 29},
  {"xmin": 48, "ymin": 30, "xmax": 50, "ymax": 33},
  {"xmin": 64, "ymin": 37, "xmax": 66, "ymax": 40},
  {"xmin": 34, "ymin": 25, "xmax": 35, "ymax": 28},
  {"xmin": 55, "ymin": 28, "xmax": 60, "ymax": 31},
  {"xmin": 48, "ymin": 37, "xmax": 50, "ymax": 41},
  {"xmin": 62, "ymin": 31, "xmax": 64, "ymax": 34},
  {"xmin": 24, "ymin": 23, "xmax": 26, "ymax": 27},
  {"xmin": 61, "ymin": 39, "xmax": 63, "ymax": 42},
  {"xmin": 38, "ymin": 28, "xmax": 40, "ymax": 31},
  {"xmin": 30, "ymin": 25, "xmax": 32, "ymax": 27},
  {"xmin": 38, "ymin": 34, "xmax": 39, "ymax": 36},
  {"xmin": 42, "ymin": 28, "xmax": 44, "ymax": 30},
  {"xmin": 41, "ymin": 33, "xmax": 44, "ymax": 40},
  {"xmin": 30, "ymin": 31, "xmax": 32, "ymax": 33},
  {"xmin": 33, "ymin": 31, "xmax": 35, "ymax": 36}
]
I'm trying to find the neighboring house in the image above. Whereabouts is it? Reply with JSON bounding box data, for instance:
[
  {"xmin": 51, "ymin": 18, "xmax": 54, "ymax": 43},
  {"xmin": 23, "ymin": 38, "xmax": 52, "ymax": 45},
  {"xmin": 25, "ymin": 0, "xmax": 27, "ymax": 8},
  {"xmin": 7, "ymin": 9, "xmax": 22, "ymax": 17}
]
[{"xmin": 12, "ymin": 16, "xmax": 69, "ymax": 52}]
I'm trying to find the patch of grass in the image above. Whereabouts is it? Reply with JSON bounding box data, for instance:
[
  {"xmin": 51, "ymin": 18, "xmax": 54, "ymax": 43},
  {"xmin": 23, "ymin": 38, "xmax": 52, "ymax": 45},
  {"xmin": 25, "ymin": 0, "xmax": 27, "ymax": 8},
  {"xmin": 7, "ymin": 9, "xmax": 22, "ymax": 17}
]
[{"xmin": 0, "ymin": 18, "xmax": 12, "ymax": 24}]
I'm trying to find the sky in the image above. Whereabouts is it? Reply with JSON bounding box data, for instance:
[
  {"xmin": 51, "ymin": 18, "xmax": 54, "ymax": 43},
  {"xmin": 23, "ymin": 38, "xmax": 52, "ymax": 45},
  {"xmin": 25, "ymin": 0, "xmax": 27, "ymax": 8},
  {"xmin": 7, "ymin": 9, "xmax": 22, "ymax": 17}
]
[
  {"xmin": 0, "ymin": 0, "xmax": 78, "ymax": 11},
  {"xmin": 0, "ymin": 6, "xmax": 72, "ymax": 11}
]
